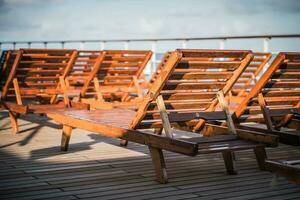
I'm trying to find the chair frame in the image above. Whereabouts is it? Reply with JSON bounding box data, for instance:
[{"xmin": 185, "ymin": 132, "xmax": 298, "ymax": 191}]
[
  {"xmin": 1, "ymin": 49, "xmax": 88, "ymax": 134},
  {"xmin": 47, "ymin": 50, "xmax": 278, "ymax": 183}
]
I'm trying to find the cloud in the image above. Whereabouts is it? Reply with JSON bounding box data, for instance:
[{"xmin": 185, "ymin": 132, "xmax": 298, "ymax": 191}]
[
  {"xmin": 139, "ymin": 18, "xmax": 163, "ymax": 34},
  {"xmin": 0, "ymin": 0, "xmax": 299, "ymax": 41}
]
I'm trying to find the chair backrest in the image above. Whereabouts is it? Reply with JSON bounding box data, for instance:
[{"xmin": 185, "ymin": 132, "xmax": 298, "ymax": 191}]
[
  {"xmin": 130, "ymin": 49, "xmax": 253, "ymax": 131},
  {"xmin": 233, "ymin": 52, "xmax": 300, "ymax": 129},
  {"xmin": 232, "ymin": 52, "xmax": 272, "ymax": 96},
  {"xmin": 148, "ymin": 52, "xmax": 214, "ymax": 86},
  {"xmin": 89, "ymin": 50, "xmax": 152, "ymax": 101},
  {"xmin": 65, "ymin": 50, "xmax": 106, "ymax": 97},
  {"xmin": 2, "ymin": 49, "xmax": 77, "ymax": 104}
]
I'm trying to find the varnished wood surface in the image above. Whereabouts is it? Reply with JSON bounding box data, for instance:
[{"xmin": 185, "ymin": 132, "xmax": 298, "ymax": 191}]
[
  {"xmin": 0, "ymin": 112, "xmax": 300, "ymax": 199},
  {"xmin": 50, "ymin": 108, "xmax": 136, "ymax": 129},
  {"xmin": 232, "ymin": 52, "xmax": 272, "ymax": 96},
  {"xmin": 131, "ymin": 49, "xmax": 254, "ymax": 131},
  {"xmin": 234, "ymin": 52, "xmax": 300, "ymax": 145},
  {"xmin": 46, "ymin": 50, "xmax": 277, "ymax": 180},
  {"xmin": 235, "ymin": 52, "xmax": 300, "ymax": 122},
  {"xmin": 80, "ymin": 50, "xmax": 152, "ymax": 102},
  {"xmin": 0, "ymin": 50, "xmax": 17, "ymax": 91}
]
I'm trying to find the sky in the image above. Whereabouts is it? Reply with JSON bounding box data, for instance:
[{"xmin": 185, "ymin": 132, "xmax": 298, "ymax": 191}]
[{"xmin": 0, "ymin": 0, "xmax": 299, "ymax": 51}]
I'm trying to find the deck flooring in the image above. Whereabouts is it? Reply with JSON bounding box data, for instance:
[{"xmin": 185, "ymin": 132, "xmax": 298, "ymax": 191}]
[{"xmin": 0, "ymin": 111, "xmax": 300, "ymax": 200}]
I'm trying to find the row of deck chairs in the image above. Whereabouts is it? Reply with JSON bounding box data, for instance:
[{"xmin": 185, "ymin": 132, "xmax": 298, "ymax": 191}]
[{"xmin": 0, "ymin": 48, "xmax": 299, "ymax": 184}]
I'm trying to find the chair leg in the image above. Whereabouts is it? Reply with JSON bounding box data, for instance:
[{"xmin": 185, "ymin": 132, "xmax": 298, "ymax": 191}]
[
  {"xmin": 8, "ymin": 111, "xmax": 18, "ymax": 134},
  {"xmin": 61, "ymin": 125, "xmax": 72, "ymax": 151},
  {"xmin": 119, "ymin": 139, "xmax": 128, "ymax": 146},
  {"xmin": 148, "ymin": 146, "xmax": 168, "ymax": 184},
  {"xmin": 254, "ymin": 146, "xmax": 267, "ymax": 170},
  {"xmin": 222, "ymin": 150, "xmax": 237, "ymax": 175}
]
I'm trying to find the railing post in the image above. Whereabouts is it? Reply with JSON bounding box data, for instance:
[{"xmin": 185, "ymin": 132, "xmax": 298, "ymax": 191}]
[
  {"xmin": 182, "ymin": 40, "xmax": 188, "ymax": 49},
  {"xmin": 261, "ymin": 37, "xmax": 271, "ymax": 75},
  {"xmin": 61, "ymin": 41, "xmax": 65, "ymax": 49},
  {"xmin": 151, "ymin": 40, "xmax": 157, "ymax": 76},
  {"xmin": 80, "ymin": 41, "xmax": 85, "ymax": 50},
  {"xmin": 124, "ymin": 41, "xmax": 129, "ymax": 50},
  {"xmin": 43, "ymin": 42, "xmax": 48, "ymax": 49},
  {"xmin": 263, "ymin": 37, "xmax": 270, "ymax": 52},
  {"xmin": 100, "ymin": 41, "xmax": 105, "ymax": 50},
  {"xmin": 219, "ymin": 39, "xmax": 226, "ymax": 49}
]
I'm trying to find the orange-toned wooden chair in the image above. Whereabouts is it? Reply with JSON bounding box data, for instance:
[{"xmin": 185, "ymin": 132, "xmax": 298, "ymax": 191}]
[
  {"xmin": 47, "ymin": 49, "xmax": 277, "ymax": 183},
  {"xmin": 246, "ymin": 53, "xmax": 300, "ymax": 185},
  {"xmin": 0, "ymin": 48, "xmax": 88, "ymax": 134},
  {"xmin": 232, "ymin": 52, "xmax": 300, "ymax": 145}
]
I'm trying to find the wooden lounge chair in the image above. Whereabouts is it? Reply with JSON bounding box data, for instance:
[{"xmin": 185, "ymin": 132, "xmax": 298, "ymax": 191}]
[
  {"xmin": 73, "ymin": 50, "xmax": 152, "ymax": 109},
  {"xmin": 233, "ymin": 52, "xmax": 300, "ymax": 145},
  {"xmin": 47, "ymin": 49, "xmax": 278, "ymax": 183},
  {"xmin": 265, "ymin": 158, "xmax": 300, "ymax": 185},
  {"xmin": 0, "ymin": 48, "xmax": 88, "ymax": 134}
]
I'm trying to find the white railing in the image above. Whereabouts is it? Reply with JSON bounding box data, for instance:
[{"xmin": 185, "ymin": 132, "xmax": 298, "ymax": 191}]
[{"xmin": 1, "ymin": 34, "xmax": 300, "ymax": 77}]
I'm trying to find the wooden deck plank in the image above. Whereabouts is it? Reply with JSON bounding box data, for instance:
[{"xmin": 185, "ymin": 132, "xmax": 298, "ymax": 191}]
[{"xmin": 0, "ymin": 111, "xmax": 300, "ymax": 199}]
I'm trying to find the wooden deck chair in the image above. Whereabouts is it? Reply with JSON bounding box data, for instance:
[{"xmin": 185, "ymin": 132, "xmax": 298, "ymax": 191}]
[
  {"xmin": 232, "ymin": 52, "xmax": 300, "ymax": 145},
  {"xmin": 231, "ymin": 52, "xmax": 272, "ymax": 97},
  {"xmin": 0, "ymin": 48, "xmax": 88, "ymax": 134},
  {"xmin": 78, "ymin": 50, "xmax": 152, "ymax": 109},
  {"xmin": 47, "ymin": 49, "xmax": 278, "ymax": 183},
  {"xmin": 265, "ymin": 158, "xmax": 300, "ymax": 185}
]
